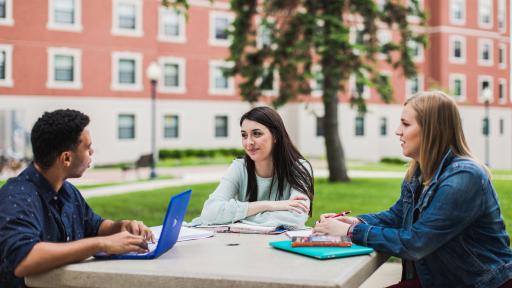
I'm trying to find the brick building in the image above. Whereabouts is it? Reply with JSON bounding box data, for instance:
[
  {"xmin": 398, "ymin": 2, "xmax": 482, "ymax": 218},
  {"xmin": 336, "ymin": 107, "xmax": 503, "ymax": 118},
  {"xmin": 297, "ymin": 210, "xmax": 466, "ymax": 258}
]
[{"xmin": 0, "ymin": 0, "xmax": 510, "ymax": 168}]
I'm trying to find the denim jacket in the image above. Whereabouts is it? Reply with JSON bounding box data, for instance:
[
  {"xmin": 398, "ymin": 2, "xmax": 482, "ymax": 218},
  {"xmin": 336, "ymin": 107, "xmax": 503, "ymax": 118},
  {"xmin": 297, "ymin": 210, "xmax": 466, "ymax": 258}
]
[{"xmin": 352, "ymin": 150, "xmax": 512, "ymax": 288}]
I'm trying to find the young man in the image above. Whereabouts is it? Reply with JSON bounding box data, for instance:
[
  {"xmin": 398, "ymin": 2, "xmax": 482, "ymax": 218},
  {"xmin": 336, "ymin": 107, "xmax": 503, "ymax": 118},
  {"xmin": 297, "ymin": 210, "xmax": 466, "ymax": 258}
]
[{"xmin": 0, "ymin": 109, "xmax": 154, "ymax": 287}]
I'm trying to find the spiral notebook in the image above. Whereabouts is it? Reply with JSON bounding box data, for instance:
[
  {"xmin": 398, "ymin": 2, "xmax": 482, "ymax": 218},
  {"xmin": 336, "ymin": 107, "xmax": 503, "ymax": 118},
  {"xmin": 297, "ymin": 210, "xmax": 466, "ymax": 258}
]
[{"xmin": 269, "ymin": 240, "xmax": 374, "ymax": 260}]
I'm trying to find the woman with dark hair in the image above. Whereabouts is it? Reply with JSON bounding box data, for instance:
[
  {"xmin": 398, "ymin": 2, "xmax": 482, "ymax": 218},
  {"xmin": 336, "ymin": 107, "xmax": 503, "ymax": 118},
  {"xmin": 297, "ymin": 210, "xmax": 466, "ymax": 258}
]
[
  {"xmin": 314, "ymin": 91, "xmax": 512, "ymax": 287},
  {"xmin": 190, "ymin": 106, "xmax": 314, "ymax": 229}
]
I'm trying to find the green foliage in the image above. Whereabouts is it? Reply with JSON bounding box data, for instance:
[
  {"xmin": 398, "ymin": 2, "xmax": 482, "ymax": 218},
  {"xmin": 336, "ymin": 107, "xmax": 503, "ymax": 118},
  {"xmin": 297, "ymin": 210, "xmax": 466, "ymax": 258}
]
[{"xmin": 228, "ymin": 0, "xmax": 426, "ymax": 112}]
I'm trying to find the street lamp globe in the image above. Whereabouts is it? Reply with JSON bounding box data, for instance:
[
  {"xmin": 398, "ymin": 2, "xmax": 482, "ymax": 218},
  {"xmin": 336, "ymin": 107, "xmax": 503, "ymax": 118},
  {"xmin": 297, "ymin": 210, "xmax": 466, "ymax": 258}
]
[
  {"xmin": 482, "ymin": 87, "xmax": 492, "ymax": 103},
  {"xmin": 146, "ymin": 61, "xmax": 161, "ymax": 82}
]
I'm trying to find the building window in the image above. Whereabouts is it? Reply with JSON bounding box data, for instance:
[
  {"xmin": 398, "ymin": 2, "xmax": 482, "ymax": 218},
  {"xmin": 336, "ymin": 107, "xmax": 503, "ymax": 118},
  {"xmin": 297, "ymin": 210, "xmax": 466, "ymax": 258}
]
[
  {"xmin": 164, "ymin": 115, "xmax": 179, "ymax": 138},
  {"xmin": 499, "ymin": 44, "xmax": 506, "ymax": 68},
  {"xmin": 498, "ymin": 0, "xmax": 506, "ymax": 32},
  {"xmin": 48, "ymin": 0, "xmax": 82, "ymax": 31},
  {"xmin": 112, "ymin": 0, "xmax": 143, "ymax": 37},
  {"xmin": 499, "ymin": 79, "xmax": 506, "ymax": 103},
  {"xmin": 0, "ymin": 44, "xmax": 13, "ymax": 87},
  {"xmin": 118, "ymin": 114, "xmax": 135, "ymax": 139},
  {"xmin": 499, "ymin": 118, "xmax": 504, "ymax": 135},
  {"xmin": 316, "ymin": 117, "xmax": 324, "ymax": 137},
  {"xmin": 47, "ymin": 47, "xmax": 82, "ymax": 89},
  {"xmin": 407, "ymin": 40, "xmax": 424, "ymax": 62},
  {"xmin": 209, "ymin": 12, "xmax": 233, "ymax": 47},
  {"xmin": 449, "ymin": 36, "xmax": 466, "ymax": 64},
  {"xmin": 351, "ymin": 75, "xmax": 370, "ymax": 99},
  {"xmin": 261, "ymin": 67, "xmax": 278, "ymax": 96},
  {"xmin": 209, "ymin": 60, "xmax": 234, "ymax": 95},
  {"xmin": 310, "ymin": 65, "xmax": 324, "ymax": 97},
  {"xmin": 158, "ymin": 7, "xmax": 185, "ymax": 43},
  {"xmin": 257, "ymin": 18, "xmax": 274, "ymax": 49},
  {"xmin": 111, "ymin": 52, "xmax": 142, "ymax": 91},
  {"xmin": 449, "ymin": 74, "xmax": 466, "ymax": 101},
  {"xmin": 406, "ymin": 74, "xmax": 423, "ymax": 97},
  {"xmin": 478, "ymin": 39, "xmax": 493, "ymax": 66},
  {"xmin": 450, "ymin": 0, "xmax": 465, "ymax": 25},
  {"xmin": 159, "ymin": 57, "xmax": 185, "ymax": 93},
  {"xmin": 482, "ymin": 118, "xmax": 489, "ymax": 136},
  {"xmin": 355, "ymin": 116, "xmax": 365, "ymax": 136},
  {"xmin": 380, "ymin": 117, "xmax": 387, "ymax": 136},
  {"xmin": 478, "ymin": 76, "xmax": 493, "ymax": 103},
  {"xmin": 0, "ymin": 0, "xmax": 13, "ymax": 26},
  {"xmin": 478, "ymin": 0, "xmax": 492, "ymax": 28},
  {"xmin": 215, "ymin": 115, "xmax": 228, "ymax": 138}
]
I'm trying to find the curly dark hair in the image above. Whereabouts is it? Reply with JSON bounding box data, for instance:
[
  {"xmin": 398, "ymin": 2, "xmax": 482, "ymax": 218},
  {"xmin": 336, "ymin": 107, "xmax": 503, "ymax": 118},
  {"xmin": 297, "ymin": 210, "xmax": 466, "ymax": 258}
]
[{"xmin": 31, "ymin": 109, "xmax": 90, "ymax": 169}]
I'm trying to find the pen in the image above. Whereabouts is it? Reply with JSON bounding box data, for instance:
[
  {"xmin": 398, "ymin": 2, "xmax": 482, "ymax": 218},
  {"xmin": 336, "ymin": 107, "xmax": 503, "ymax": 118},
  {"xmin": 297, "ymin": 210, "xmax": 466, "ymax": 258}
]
[{"xmin": 327, "ymin": 210, "xmax": 351, "ymax": 218}]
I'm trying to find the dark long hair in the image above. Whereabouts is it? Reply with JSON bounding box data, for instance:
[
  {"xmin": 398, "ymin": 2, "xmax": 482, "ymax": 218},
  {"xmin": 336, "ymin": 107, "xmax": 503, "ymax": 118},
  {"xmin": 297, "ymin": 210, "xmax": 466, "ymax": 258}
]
[{"xmin": 240, "ymin": 106, "xmax": 314, "ymax": 215}]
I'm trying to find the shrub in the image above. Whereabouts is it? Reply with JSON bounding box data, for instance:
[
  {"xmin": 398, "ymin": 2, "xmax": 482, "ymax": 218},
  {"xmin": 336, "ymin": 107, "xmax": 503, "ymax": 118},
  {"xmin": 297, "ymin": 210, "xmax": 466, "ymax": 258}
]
[
  {"xmin": 380, "ymin": 157, "xmax": 408, "ymax": 165},
  {"xmin": 159, "ymin": 148, "xmax": 245, "ymax": 159}
]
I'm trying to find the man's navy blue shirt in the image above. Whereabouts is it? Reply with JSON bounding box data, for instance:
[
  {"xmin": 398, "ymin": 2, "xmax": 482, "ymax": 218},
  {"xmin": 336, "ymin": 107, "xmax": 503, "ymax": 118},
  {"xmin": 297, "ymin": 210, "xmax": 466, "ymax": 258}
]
[{"xmin": 0, "ymin": 163, "xmax": 103, "ymax": 287}]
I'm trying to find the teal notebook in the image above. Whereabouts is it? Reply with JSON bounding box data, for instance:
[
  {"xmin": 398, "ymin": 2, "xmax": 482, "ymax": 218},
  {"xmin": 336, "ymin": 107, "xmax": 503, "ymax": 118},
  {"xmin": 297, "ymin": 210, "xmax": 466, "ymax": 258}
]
[{"xmin": 269, "ymin": 240, "xmax": 374, "ymax": 260}]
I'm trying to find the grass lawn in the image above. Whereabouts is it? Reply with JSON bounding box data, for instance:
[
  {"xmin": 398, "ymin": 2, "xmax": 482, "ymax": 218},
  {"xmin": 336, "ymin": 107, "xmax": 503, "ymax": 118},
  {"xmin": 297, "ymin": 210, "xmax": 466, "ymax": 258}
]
[{"xmin": 87, "ymin": 178, "xmax": 512, "ymax": 237}]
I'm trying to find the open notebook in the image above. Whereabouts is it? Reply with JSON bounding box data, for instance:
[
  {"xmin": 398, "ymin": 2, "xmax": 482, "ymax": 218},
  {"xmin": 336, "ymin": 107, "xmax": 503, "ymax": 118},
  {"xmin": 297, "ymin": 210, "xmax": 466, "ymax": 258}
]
[
  {"xmin": 151, "ymin": 225, "xmax": 213, "ymax": 242},
  {"xmin": 194, "ymin": 223, "xmax": 286, "ymax": 234}
]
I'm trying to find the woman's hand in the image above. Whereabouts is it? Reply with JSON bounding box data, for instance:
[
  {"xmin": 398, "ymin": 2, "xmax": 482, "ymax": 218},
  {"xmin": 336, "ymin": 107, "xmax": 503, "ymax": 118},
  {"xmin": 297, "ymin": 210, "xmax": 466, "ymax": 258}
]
[
  {"xmin": 313, "ymin": 218, "xmax": 352, "ymax": 236},
  {"xmin": 271, "ymin": 195, "xmax": 310, "ymax": 214}
]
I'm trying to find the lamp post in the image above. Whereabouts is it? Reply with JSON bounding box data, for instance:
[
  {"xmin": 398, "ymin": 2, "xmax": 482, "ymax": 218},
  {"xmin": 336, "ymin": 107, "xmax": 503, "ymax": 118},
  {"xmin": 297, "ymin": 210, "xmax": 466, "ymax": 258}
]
[
  {"xmin": 482, "ymin": 87, "xmax": 492, "ymax": 167},
  {"xmin": 146, "ymin": 61, "xmax": 161, "ymax": 179}
]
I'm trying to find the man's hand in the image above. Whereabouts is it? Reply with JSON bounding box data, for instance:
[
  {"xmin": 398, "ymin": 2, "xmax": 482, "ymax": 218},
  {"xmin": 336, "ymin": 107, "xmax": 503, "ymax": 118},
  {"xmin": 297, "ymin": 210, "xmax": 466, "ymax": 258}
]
[
  {"xmin": 119, "ymin": 220, "xmax": 155, "ymax": 243},
  {"xmin": 313, "ymin": 218, "xmax": 352, "ymax": 236},
  {"xmin": 99, "ymin": 231, "xmax": 149, "ymax": 255}
]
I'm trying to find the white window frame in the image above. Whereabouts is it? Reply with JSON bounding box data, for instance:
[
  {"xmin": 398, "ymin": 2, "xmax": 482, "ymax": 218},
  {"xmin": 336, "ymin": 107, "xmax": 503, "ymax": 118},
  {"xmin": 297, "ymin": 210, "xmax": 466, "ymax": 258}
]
[
  {"xmin": 158, "ymin": 56, "xmax": 186, "ymax": 94},
  {"xmin": 407, "ymin": 39, "xmax": 424, "ymax": 62},
  {"xmin": 111, "ymin": 51, "xmax": 142, "ymax": 91},
  {"xmin": 406, "ymin": 73, "xmax": 424, "ymax": 98},
  {"xmin": 449, "ymin": 0, "xmax": 466, "ymax": 25},
  {"xmin": 117, "ymin": 113, "xmax": 136, "ymax": 140},
  {"xmin": 47, "ymin": 0, "xmax": 82, "ymax": 32},
  {"xmin": 209, "ymin": 60, "xmax": 234, "ymax": 95},
  {"xmin": 256, "ymin": 17, "xmax": 275, "ymax": 49},
  {"xmin": 310, "ymin": 65, "xmax": 323, "ymax": 98},
  {"xmin": 478, "ymin": 0, "xmax": 493, "ymax": 29},
  {"xmin": 477, "ymin": 75, "xmax": 493, "ymax": 103},
  {"xmin": 478, "ymin": 38, "xmax": 493, "ymax": 66},
  {"xmin": 46, "ymin": 47, "xmax": 82, "ymax": 89},
  {"xmin": 208, "ymin": 11, "xmax": 234, "ymax": 47},
  {"xmin": 260, "ymin": 66, "xmax": 279, "ymax": 97},
  {"xmin": 0, "ymin": 0, "xmax": 14, "ymax": 26},
  {"xmin": 158, "ymin": 7, "xmax": 186, "ymax": 43},
  {"xmin": 449, "ymin": 35, "xmax": 466, "ymax": 64},
  {"xmin": 498, "ymin": 0, "xmax": 506, "ymax": 32},
  {"xmin": 350, "ymin": 74, "xmax": 370, "ymax": 100},
  {"xmin": 498, "ymin": 78, "xmax": 507, "ymax": 104},
  {"xmin": 0, "ymin": 44, "xmax": 13, "ymax": 87},
  {"xmin": 111, "ymin": 0, "xmax": 143, "ymax": 37},
  {"xmin": 499, "ymin": 43, "xmax": 507, "ymax": 69},
  {"xmin": 377, "ymin": 30, "xmax": 392, "ymax": 60},
  {"xmin": 406, "ymin": 0, "xmax": 424, "ymax": 23},
  {"xmin": 449, "ymin": 73, "xmax": 466, "ymax": 102},
  {"xmin": 163, "ymin": 114, "xmax": 180, "ymax": 139}
]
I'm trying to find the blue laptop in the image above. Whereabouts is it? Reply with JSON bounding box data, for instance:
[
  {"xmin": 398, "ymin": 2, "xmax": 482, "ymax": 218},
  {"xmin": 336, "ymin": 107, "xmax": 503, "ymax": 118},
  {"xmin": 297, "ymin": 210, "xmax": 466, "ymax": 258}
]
[{"xmin": 95, "ymin": 189, "xmax": 191, "ymax": 260}]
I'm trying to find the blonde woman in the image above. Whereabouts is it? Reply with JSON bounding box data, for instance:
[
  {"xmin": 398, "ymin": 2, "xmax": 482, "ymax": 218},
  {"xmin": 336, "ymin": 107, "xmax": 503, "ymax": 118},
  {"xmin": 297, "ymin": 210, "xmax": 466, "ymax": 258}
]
[{"xmin": 314, "ymin": 91, "xmax": 512, "ymax": 288}]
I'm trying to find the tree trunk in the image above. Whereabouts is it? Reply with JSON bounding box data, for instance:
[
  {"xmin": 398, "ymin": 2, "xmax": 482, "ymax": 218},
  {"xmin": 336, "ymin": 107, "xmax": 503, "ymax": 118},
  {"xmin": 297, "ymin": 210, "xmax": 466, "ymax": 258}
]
[{"xmin": 322, "ymin": 93, "xmax": 350, "ymax": 182}]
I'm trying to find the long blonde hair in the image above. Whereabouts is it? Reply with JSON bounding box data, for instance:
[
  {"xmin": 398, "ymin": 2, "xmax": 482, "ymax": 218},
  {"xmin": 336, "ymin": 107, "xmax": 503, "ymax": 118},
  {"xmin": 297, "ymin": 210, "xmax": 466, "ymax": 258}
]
[{"xmin": 404, "ymin": 91, "xmax": 489, "ymax": 183}]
